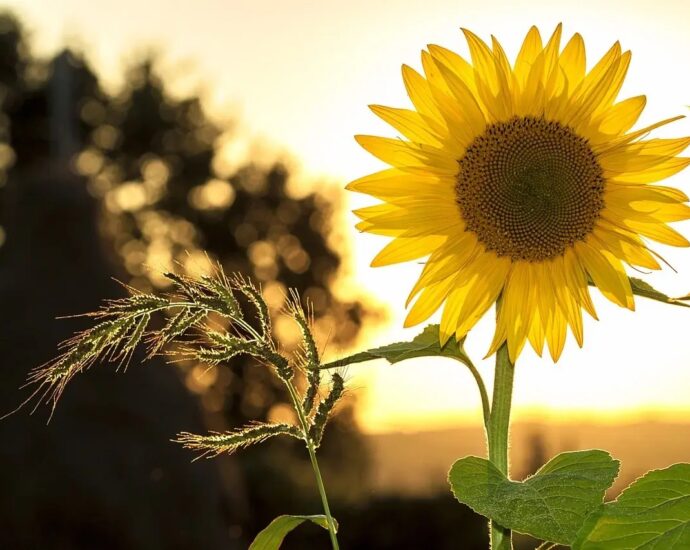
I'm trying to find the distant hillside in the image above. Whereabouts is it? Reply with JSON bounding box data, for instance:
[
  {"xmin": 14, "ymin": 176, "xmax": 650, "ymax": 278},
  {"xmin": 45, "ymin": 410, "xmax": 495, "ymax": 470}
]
[{"xmin": 366, "ymin": 420, "xmax": 690, "ymax": 496}]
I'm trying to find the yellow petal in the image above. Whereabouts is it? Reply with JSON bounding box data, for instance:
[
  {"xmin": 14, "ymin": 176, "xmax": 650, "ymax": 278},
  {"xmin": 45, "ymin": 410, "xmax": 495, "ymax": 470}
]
[
  {"xmin": 646, "ymin": 202, "xmax": 690, "ymax": 223},
  {"xmin": 594, "ymin": 115, "xmax": 685, "ymax": 154},
  {"xmin": 369, "ymin": 105, "xmax": 445, "ymax": 146},
  {"xmin": 574, "ymin": 240, "xmax": 634, "ymax": 309},
  {"xmin": 577, "ymin": 41, "xmax": 621, "ymax": 99},
  {"xmin": 371, "ymin": 234, "xmax": 447, "ymax": 267},
  {"xmin": 591, "ymin": 51, "xmax": 631, "ymax": 118},
  {"xmin": 566, "ymin": 55, "xmax": 622, "ymax": 128},
  {"xmin": 427, "ymin": 44, "xmax": 475, "ymax": 89},
  {"xmin": 440, "ymin": 283, "xmax": 471, "ymax": 345},
  {"xmin": 600, "ymin": 137, "xmax": 690, "ymax": 172},
  {"xmin": 354, "ymin": 220, "xmax": 404, "ymax": 237},
  {"xmin": 527, "ymin": 304, "xmax": 546, "ymax": 357},
  {"xmin": 516, "ymin": 49, "xmax": 547, "ymax": 116},
  {"xmin": 597, "ymin": 96, "xmax": 646, "ymax": 136},
  {"xmin": 591, "ymin": 226, "xmax": 660, "ymax": 270},
  {"xmin": 559, "ymin": 33, "xmax": 586, "ymax": 91},
  {"xmin": 549, "ymin": 255, "xmax": 584, "ymax": 347},
  {"xmin": 618, "ymin": 218, "xmax": 690, "ymax": 247},
  {"xmin": 527, "ymin": 262, "xmax": 566, "ymax": 362},
  {"xmin": 424, "ymin": 71, "xmax": 481, "ymax": 149},
  {"xmin": 605, "ymin": 182, "xmax": 689, "ymax": 204},
  {"xmin": 462, "ymin": 28, "xmax": 499, "ymax": 92},
  {"xmin": 454, "ymin": 252, "xmax": 511, "ymax": 339},
  {"xmin": 491, "ymin": 35, "xmax": 516, "ymax": 111},
  {"xmin": 490, "ymin": 262, "xmax": 531, "ymax": 360},
  {"xmin": 405, "ymin": 274, "xmax": 458, "ymax": 326},
  {"xmin": 461, "ymin": 29, "xmax": 511, "ymax": 121},
  {"xmin": 401, "ymin": 65, "xmax": 445, "ymax": 126},
  {"xmin": 610, "ymin": 157, "xmax": 690, "ymax": 184},
  {"xmin": 346, "ymin": 168, "xmax": 453, "ymax": 200},
  {"xmin": 546, "ymin": 305, "xmax": 568, "ymax": 362},
  {"xmin": 421, "ymin": 49, "xmax": 451, "ymax": 95},
  {"xmin": 563, "ymin": 248, "xmax": 598, "ymax": 320},
  {"xmin": 514, "ymin": 26, "xmax": 543, "ymax": 87},
  {"xmin": 603, "ymin": 195, "xmax": 690, "ymax": 225},
  {"xmin": 407, "ymin": 233, "xmax": 480, "ymax": 304},
  {"xmin": 354, "ymin": 135, "xmax": 458, "ymax": 174},
  {"xmin": 432, "ymin": 59, "xmax": 487, "ymax": 138},
  {"xmin": 353, "ymin": 203, "xmax": 461, "ymax": 236},
  {"xmin": 564, "ymin": 290, "xmax": 584, "ymax": 348},
  {"xmin": 541, "ymin": 23, "xmax": 564, "ymax": 93}
]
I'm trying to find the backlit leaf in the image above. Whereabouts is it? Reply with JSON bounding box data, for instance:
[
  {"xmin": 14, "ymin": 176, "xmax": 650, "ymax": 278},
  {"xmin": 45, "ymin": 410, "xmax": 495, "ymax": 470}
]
[
  {"xmin": 629, "ymin": 277, "xmax": 690, "ymax": 308},
  {"xmin": 574, "ymin": 463, "xmax": 690, "ymax": 549},
  {"xmin": 249, "ymin": 514, "xmax": 338, "ymax": 550},
  {"xmin": 449, "ymin": 450, "xmax": 619, "ymax": 545},
  {"xmin": 320, "ymin": 323, "xmax": 471, "ymax": 368}
]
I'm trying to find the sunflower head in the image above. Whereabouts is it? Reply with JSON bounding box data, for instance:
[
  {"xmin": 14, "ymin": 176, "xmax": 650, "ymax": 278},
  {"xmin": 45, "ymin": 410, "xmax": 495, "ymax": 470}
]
[{"xmin": 349, "ymin": 25, "xmax": 690, "ymax": 362}]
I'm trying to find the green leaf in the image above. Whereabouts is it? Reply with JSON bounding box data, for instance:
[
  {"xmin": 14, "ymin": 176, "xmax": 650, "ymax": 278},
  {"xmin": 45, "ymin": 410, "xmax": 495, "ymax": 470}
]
[
  {"xmin": 249, "ymin": 514, "xmax": 338, "ymax": 550},
  {"xmin": 321, "ymin": 323, "xmax": 491, "ymax": 425},
  {"xmin": 629, "ymin": 277, "xmax": 690, "ymax": 308},
  {"xmin": 573, "ymin": 463, "xmax": 690, "ymax": 549},
  {"xmin": 321, "ymin": 324, "xmax": 471, "ymax": 369},
  {"xmin": 448, "ymin": 450, "xmax": 619, "ymax": 546}
]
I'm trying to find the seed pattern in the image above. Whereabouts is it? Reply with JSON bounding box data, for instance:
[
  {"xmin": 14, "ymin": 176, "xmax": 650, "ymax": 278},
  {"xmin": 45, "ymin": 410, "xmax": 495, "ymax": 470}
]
[{"xmin": 456, "ymin": 116, "xmax": 605, "ymax": 262}]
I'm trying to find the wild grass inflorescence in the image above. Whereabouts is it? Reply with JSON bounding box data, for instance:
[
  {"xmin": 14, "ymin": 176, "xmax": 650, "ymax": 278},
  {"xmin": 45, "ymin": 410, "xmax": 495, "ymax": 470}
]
[
  {"xmin": 20, "ymin": 265, "xmax": 345, "ymax": 547},
  {"xmin": 26, "ymin": 266, "xmax": 344, "ymax": 448}
]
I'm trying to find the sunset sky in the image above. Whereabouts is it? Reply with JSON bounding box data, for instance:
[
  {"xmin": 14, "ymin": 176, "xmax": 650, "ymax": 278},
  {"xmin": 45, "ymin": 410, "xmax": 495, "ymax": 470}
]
[{"xmin": 6, "ymin": 0, "xmax": 690, "ymax": 432}]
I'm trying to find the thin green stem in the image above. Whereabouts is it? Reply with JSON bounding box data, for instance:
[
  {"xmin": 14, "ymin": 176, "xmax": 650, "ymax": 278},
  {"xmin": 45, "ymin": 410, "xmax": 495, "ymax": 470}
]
[
  {"xmin": 229, "ymin": 295, "xmax": 338, "ymax": 547},
  {"xmin": 232, "ymin": 300, "xmax": 338, "ymax": 547},
  {"xmin": 487, "ymin": 341, "xmax": 515, "ymax": 550},
  {"xmin": 286, "ymin": 382, "xmax": 339, "ymax": 550},
  {"xmin": 305, "ymin": 437, "xmax": 339, "ymax": 549},
  {"xmin": 452, "ymin": 355, "xmax": 490, "ymax": 430}
]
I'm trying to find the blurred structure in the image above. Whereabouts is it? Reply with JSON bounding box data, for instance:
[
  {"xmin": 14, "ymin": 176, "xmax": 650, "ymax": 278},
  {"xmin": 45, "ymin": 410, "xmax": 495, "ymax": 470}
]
[{"xmin": 518, "ymin": 432, "xmax": 548, "ymax": 480}]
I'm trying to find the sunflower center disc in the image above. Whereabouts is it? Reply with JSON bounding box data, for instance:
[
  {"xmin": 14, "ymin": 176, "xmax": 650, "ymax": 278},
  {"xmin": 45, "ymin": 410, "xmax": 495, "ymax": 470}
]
[{"xmin": 456, "ymin": 116, "xmax": 605, "ymax": 262}]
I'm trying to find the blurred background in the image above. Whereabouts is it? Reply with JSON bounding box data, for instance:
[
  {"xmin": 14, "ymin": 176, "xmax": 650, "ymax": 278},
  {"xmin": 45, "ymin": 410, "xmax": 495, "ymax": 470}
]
[{"xmin": 0, "ymin": 1, "xmax": 689, "ymax": 548}]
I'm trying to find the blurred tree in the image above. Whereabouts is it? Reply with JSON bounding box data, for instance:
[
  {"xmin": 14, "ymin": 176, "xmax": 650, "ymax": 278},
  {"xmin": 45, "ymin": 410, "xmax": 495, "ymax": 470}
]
[
  {"xmin": 84, "ymin": 54, "xmax": 376, "ymax": 534},
  {"xmin": 0, "ymin": 10, "xmax": 375, "ymax": 549},
  {"xmin": 0, "ymin": 9, "xmax": 516, "ymax": 550},
  {"xmin": 0, "ymin": 14, "xmax": 233, "ymax": 550}
]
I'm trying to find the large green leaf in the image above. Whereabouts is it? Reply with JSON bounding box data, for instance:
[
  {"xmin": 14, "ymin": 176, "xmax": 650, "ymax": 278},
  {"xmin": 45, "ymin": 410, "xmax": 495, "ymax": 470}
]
[
  {"xmin": 574, "ymin": 463, "xmax": 690, "ymax": 549},
  {"xmin": 628, "ymin": 277, "xmax": 690, "ymax": 308},
  {"xmin": 448, "ymin": 450, "xmax": 619, "ymax": 545},
  {"xmin": 249, "ymin": 514, "xmax": 337, "ymax": 550},
  {"xmin": 320, "ymin": 324, "xmax": 471, "ymax": 369}
]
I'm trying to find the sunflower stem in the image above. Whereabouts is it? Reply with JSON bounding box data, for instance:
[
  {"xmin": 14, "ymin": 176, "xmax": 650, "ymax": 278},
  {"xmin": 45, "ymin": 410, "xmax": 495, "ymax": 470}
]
[{"xmin": 487, "ymin": 341, "xmax": 515, "ymax": 550}]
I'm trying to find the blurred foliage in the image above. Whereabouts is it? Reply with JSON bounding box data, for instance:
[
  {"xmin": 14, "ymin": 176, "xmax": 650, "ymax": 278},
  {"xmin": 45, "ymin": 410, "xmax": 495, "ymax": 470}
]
[
  {"xmin": 0, "ymin": 12, "xmax": 232, "ymax": 548},
  {"xmin": 73, "ymin": 45, "xmax": 377, "ymax": 528},
  {"xmin": 284, "ymin": 494, "xmax": 490, "ymax": 550},
  {"xmin": 0, "ymin": 9, "xmax": 378, "ymax": 548},
  {"xmin": 0, "ymin": 9, "xmax": 500, "ymax": 550},
  {"xmin": 77, "ymin": 53, "xmax": 376, "ymax": 430}
]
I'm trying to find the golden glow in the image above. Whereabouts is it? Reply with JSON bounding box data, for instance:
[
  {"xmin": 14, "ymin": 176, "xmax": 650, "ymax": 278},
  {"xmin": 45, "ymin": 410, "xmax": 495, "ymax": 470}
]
[
  {"xmin": 188, "ymin": 179, "xmax": 236, "ymax": 210},
  {"xmin": 12, "ymin": 0, "xmax": 690, "ymax": 432}
]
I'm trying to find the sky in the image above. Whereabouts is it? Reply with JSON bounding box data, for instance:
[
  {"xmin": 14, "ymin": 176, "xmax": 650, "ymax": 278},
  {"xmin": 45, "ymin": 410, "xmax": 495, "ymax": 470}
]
[{"xmin": 5, "ymin": 0, "xmax": 690, "ymax": 433}]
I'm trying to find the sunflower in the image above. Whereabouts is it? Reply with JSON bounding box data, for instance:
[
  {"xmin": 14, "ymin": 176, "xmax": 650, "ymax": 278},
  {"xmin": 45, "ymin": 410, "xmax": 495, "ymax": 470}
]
[{"xmin": 349, "ymin": 25, "xmax": 690, "ymax": 362}]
